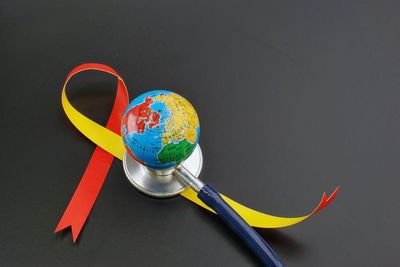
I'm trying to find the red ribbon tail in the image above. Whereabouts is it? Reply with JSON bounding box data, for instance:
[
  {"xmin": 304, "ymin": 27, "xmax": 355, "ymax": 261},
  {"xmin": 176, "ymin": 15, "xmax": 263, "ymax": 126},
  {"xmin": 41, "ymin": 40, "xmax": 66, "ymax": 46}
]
[
  {"xmin": 54, "ymin": 146, "xmax": 114, "ymax": 242},
  {"xmin": 311, "ymin": 186, "xmax": 340, "ymax": 215},
  {"xmin": 54, "ymin": 208, "xmax": 87, "ymax": 243}
]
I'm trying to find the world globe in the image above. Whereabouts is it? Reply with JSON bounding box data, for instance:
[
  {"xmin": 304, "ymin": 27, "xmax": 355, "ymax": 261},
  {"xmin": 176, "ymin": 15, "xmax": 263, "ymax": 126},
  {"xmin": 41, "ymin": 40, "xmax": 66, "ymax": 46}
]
[{"xmin": 121, "ymin": 90, "xmax": 200, "ymax": 170}]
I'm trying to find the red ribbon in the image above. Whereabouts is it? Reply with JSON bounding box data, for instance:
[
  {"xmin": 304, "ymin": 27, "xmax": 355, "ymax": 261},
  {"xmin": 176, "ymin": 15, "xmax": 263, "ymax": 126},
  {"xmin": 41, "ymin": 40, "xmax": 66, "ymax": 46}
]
[{"xmin": 54, "ymin": 63, "xmax": 129, "ymax": 242}]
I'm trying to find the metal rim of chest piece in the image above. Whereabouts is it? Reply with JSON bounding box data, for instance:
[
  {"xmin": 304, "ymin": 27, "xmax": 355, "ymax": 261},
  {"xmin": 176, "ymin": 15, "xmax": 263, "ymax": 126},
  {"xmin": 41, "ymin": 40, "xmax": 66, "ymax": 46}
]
[{"xmin": 122, "ymin": 144, "xmax": 203, "ymax": 198}]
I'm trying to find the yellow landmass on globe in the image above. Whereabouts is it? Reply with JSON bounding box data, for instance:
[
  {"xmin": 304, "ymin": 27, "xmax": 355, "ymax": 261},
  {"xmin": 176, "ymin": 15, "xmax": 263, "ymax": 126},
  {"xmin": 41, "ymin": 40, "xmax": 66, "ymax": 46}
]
[{"xmin": 153, "ymin": 93, "xmax": 199, "ymax": 145}]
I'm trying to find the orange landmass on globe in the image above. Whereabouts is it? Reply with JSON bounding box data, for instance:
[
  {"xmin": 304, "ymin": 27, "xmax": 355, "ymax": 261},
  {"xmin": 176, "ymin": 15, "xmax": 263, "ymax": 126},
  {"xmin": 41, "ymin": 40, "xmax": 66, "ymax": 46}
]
[{"xmin": 153, "ymin": 93, "xmax": 199, "ymax": 145}]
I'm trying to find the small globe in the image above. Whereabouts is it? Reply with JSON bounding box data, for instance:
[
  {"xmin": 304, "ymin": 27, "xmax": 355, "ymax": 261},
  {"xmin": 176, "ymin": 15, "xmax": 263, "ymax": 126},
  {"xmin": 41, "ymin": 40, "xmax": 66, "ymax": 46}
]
[{"xmin": 121, "ymin": 90, "xmax": 200, "ymax": 170}]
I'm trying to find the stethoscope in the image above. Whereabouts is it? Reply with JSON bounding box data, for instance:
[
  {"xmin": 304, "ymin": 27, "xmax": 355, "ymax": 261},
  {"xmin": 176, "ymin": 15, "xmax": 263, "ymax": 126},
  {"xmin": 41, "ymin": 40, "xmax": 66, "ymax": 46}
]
[{"xmin": 122, "ymin": 90, "xmax": 284, "ymax": 267}]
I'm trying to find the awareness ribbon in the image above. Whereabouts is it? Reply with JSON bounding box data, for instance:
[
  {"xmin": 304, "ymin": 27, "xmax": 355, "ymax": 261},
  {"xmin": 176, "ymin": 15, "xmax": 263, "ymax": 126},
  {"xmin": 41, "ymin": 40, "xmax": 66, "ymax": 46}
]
[{"xmin": 55, "ymin": 63, "xmax": 339, "ymax": 242}]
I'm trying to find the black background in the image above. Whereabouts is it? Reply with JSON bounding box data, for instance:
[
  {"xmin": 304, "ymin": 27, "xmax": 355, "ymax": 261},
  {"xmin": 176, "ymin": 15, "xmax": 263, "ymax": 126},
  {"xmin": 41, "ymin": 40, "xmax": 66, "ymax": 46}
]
[{"xmin": 1, "ymin": 1, "xmax": 399, "ymax": 266}]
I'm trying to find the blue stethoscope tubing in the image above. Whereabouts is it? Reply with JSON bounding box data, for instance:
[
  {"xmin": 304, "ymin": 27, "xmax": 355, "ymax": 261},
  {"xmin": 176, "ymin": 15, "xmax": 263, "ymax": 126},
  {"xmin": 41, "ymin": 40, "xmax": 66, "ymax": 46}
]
[{"xmin": 175, "ymin": 166, "xmax": 285, "ymax": 267}]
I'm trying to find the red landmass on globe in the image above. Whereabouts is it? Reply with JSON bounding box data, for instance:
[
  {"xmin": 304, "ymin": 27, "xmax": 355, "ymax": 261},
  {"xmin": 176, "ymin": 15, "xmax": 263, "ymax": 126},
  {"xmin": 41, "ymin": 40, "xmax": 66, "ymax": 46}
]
[{"xmin": 123, "ymin": 96, "xmax": 160, "ymax": 134}]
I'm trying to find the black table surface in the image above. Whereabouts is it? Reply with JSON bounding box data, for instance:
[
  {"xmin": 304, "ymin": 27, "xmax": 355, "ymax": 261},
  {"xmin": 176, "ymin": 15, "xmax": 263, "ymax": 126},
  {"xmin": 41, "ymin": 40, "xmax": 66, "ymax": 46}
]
[{"xmin": 1, "ymin": 1, "xmax": 399, "ymax": 266}]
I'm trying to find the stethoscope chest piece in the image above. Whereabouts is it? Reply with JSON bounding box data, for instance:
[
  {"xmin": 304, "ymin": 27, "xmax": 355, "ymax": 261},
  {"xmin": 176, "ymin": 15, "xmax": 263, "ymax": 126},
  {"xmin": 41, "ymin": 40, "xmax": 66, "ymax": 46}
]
[{"xmin": 122, "ymin": 144, "xmax": 203, "ymax": 198}]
